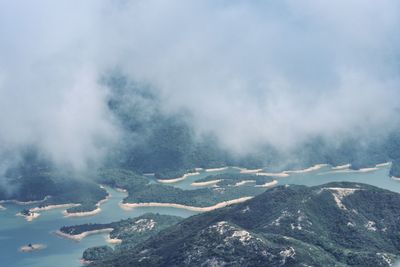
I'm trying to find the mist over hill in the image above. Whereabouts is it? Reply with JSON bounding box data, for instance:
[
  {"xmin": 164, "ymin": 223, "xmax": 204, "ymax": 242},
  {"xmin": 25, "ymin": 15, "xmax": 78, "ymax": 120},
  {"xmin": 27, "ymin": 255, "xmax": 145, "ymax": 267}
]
[
  {"xmin": 3, "ymin": 2, "xmax": 400, "ymax": 267},
  {"xmin": 1, "ymin": 0, "xmax": 400, "ymax": 185}
]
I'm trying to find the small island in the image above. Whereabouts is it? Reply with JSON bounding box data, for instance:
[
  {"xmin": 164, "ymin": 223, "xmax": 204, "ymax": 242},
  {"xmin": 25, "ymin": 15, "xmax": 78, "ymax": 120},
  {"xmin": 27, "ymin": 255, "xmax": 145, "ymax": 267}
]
[
  {"xmin": 17, "ymin": 209, "xmax": 40, "ymax": 222},
  {"xmin": 19, "ymin": 243, "xmax": 46, "ymax": 252}
]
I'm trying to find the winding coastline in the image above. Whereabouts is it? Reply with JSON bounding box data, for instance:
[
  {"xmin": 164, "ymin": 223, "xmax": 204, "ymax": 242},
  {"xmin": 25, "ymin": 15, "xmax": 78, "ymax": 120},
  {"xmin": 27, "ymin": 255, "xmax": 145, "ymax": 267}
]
[
  {"xmin": 283, "ymin": 164, "xmax": 328, "ymax": 174},
  {"xmin": 331, "ymin": 164, "xmax": 351, "ymax": 170},
  {"xmin": 256, "ymin": 172, "xmax": 289, "ymax": 177},
  {"xmin": 55, "ymin": 228, "xmax": 117, "ymax": 243},
  {"xmin": 119, "ymin": 196, "xmax": 253, "ymax": 212},
  {"xmin": 157, "ymin": 172, "xmax": 200, "ymax": 184},
  {"xmin": 319, "ymin": 162, "xmax": 391, "ymax": 175},
  {"xmin": 31, "ymin": 203, "xmax": 80, "ymax": 212},
  {"xmin": 234, "ymin": 180, "xmax": 256, "ymax": 186},
  {"xmin": 254, "ymin": 179, "xmax": 278, "ymax": 188},
  {"xmin": 237, "ymin": 167, "xmax": 264, "ymax": 174},
  {"xmin": 205, "ymin": 167, "xmax": 228, "ymax": 172},
  {"xmin": 191, "ymin": 179, "xmax": 222, "ymax": 186},
  {"xmin": 63, "ymin": 193, "xmax": 111, "ymax": 218},
  {"xmin": 0, "ymin": 196, "xmax": 51, "ymax": 205}
]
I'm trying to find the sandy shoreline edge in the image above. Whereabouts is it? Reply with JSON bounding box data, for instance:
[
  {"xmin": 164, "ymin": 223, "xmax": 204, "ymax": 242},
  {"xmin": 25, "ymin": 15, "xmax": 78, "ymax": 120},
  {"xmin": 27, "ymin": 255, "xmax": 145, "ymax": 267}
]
[
  {"xmin": 191, "ymin": 179, "xmax": 222, "ymax": 186},
  {"xmin": 16, "ymin": 211, "xmax": 41, "ymax": 222},
  {"xmin": 157, "ymin": 172, "xmax": 200, "ymax": 184},
  {"xmin": 234, "ymin": 180, "xmax": 256, "ymax": 186},
  {"xmin": 320, "ymin": 162, "xmax": 391, "ymax": 175},
  {"xmin": 119, "ymin": 196, "xmax": 253, "ymax": 212},
  {"xmin": 17, "ymin": 188, "xmax": 111, "ymax": 221},
  {"xmin": 0, "ymin": 196, "xmax": 51, "ymax": 205},
  {"xmin": 205, "ymin": 167, "xmax": 228, "ymax": 172},
  {"xmin": 255, "ymin": 180, "xmax": 278, "ymax": 188},
  {"xmin": 63, "ymin": 193, "xmax": 111, "ymax": 218},
  {"xmin": 55, "ymin": 228, "xmax": 122, "ymax": 244},
  {"xmin": 256, "ymin": 172, "xmax": 289, "ymax": 177},
  {"xmin": 19, "ymin": 243, "xmax": 46, "ymax": 252},
  {"xmin": 331, "ymin": 164, "xmax": 351, "ymax": 170}
]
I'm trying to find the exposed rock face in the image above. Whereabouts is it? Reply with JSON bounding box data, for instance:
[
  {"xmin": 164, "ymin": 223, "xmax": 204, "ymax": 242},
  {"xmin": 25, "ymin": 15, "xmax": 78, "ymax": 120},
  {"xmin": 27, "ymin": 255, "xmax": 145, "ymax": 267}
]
[{"xmin": 93, "ymin": 182, "xmax": 400, "ymax": 266}]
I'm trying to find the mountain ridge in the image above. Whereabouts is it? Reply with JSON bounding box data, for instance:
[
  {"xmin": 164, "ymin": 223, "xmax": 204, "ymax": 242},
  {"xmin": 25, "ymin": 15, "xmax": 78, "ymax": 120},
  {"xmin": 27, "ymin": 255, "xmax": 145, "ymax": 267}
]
[{"xmin": 92, "ymin": 182, "xmax": 400, "ymax": 266}]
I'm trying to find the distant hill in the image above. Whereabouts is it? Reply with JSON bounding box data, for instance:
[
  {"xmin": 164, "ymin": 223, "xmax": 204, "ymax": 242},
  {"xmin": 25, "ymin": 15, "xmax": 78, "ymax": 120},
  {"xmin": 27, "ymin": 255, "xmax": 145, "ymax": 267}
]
[
  {"xmin": 0, "ymin": 149, "xmax": 107, "ymax": 213},
  {"xmin": 104, "ymin": 74, "xmax": 400, "ymax": 178},
  {"xmin": 93, "ymin": 182, "xmax": 400, "ymax": 266}
]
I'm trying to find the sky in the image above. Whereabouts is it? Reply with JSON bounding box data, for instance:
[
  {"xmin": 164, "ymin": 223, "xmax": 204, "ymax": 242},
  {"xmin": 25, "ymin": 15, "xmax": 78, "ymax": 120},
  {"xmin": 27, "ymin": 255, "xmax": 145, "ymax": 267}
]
[{"xmin": 0, "ymin": 0, "xmax": 400, "ymax": 170}]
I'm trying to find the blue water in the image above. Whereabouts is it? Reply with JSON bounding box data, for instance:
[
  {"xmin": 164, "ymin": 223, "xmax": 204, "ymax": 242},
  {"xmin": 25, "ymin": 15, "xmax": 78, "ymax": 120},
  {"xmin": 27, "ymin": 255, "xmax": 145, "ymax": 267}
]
[
  {"xmin": 0, "ymin": 164, "xmax": 398, "ymax": 267},
  {"xmin": 0, "ymin": 187, "xmax": 196, "ymax": 267}
]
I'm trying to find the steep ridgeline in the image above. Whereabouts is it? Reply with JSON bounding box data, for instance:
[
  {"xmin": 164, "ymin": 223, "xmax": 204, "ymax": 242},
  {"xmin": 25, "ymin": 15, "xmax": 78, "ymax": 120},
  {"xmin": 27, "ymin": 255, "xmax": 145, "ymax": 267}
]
[{"xmin": 93, "ymin": 182, "xmax": 400, "ymax": 267}]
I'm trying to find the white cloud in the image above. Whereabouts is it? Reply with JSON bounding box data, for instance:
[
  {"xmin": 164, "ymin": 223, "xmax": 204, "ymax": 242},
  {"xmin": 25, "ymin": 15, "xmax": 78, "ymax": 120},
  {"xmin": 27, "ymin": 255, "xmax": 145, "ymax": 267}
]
[{"xmin": 0, "ymin": 0, "xmax": 400, "ymax": 167}]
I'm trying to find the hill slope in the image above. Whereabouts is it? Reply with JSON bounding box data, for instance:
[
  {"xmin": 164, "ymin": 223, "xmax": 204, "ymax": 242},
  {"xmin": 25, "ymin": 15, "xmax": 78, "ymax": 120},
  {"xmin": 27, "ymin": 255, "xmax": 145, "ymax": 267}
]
[{"xmin": 94, "ymin": 182, "xmax": 400, "ymax": 266}]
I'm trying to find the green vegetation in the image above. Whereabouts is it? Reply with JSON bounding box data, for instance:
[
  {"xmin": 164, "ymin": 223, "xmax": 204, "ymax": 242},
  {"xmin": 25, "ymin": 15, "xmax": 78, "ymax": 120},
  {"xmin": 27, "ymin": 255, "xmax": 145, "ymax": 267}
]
[
  {"xmin": 93, "ymin": 182, "xmax": 400, "ymax": 266},
  {"xmin": 123, "ymin": 183, "xmax": 266, "ymax": 207},
  {"xmin": 4, "ymin": 75, "xmax": 400, "ymax": 213},
  {"xmin": 95, "ymin": 168, "xmax": 149, "ymax": 192},
  {"xmin": 104, "ymin": 74, "xmax": 400, "ymax": 178},
  {"xmin": 0, "ymin": 149, "xmax": 108, "ymax": 213},
  {"xmin": 83, "ymin": 246, "xmax": 114, "ymax": 262},
  {"xmin": 59, "ymin": 213, "xmax": 182, "ymax": 262},
  {"xmin": 96, "ymin": 168, "xmax": 269, "ymax": 207}
]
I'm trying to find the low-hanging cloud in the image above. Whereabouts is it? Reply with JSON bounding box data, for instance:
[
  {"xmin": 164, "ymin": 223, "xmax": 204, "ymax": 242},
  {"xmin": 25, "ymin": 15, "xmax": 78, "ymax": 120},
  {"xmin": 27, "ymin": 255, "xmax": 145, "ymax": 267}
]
[{"xmin": 1, "ymin": 0, "xmax": 400, "ymax": 170}]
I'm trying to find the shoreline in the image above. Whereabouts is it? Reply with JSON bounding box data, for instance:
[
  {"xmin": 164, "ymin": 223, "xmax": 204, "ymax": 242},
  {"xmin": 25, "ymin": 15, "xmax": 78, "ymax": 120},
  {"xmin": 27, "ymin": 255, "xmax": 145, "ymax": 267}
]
[
  {"xmin": 256, "ymin": 172, "xmax": 289, "ymax": 178},
  {"xmin": 19, "ymin": 243, "xmax": 46, "ymax": 252},
  {"xmin": 376, "ymin": 162, "xmax": 391, "ymax": 167},
  {"xmin": 254, "ymin": 180, "xmax": 278, "ymax": 188},
  {"xmin": 119, "ymin": 196, "xmax": 253, "ymax": 212},
  {"xmin": 205, "ymin": 167, "xmax": 228, "ymax": 172},
  {"xmin": 17, "ymin": 211, "xmax": 40, "ymax": 222},
  {"xmin": 30, "ymin": 203, "xmax": 80, "ymax": 212},
  {"xmin": 80, "ymin": 259, "xmax": 93, "ymax": 266},
  {"xmin": 0, "ymin": 195, "xmax": 51, "ymax": 205},
  {"xmin": 283, "ymin": 164, "xmax": 328, "ymax": 174},
  {"xmin": 105, "ymin": 235, "xmax": 122, "ymax": 244},
  {"xmin": 358, "ymin": 167, "xmax": 379, "ymax": 172},
  {"xmin": 318, "ymin": 162, "xmax": 391, "ymax": 176},
  {"xmin": 63, "ymin": 192, "xmax": 111, "ymax": 218},
  {"xmin": 63, "ymin": 207, "xmax": 101, "ymax": 218},
  {"xmin": 157, "ymin": 172, "xmax": 200, "ymax": 184},
  {"xmin": 331, "ymin": 164, "xmax": 351, "ymax": 170},
  {"xmin": 236, "ymin": 167, "xmax": 264, "ymax": 174},
  {"xmin": 55, "ymin": 228, "xmax": 114, "ymax": 242},
  {"xmin": 234, "ymin": 180, "xmax": 256, "ymax": 186},
  {"xmin": 191, "ymin": 179, "xmax": 222, "ymax": 187}
]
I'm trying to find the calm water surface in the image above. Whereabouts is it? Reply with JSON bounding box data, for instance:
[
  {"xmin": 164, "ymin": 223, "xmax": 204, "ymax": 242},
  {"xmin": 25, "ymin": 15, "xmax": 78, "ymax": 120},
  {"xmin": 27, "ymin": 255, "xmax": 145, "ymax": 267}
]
[{"xmin": 0, "ymin": 187, "xmax": 195, "ymax": 267}]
